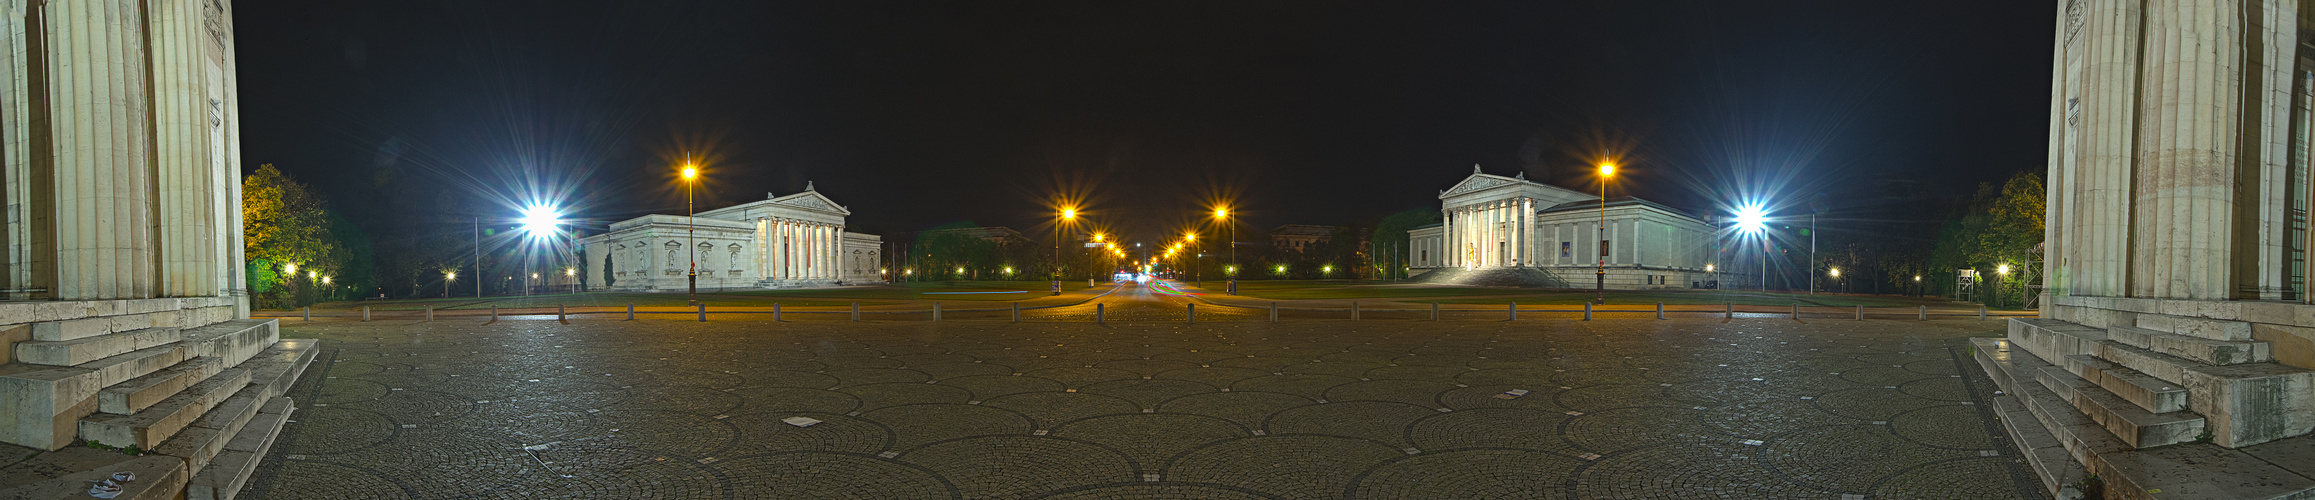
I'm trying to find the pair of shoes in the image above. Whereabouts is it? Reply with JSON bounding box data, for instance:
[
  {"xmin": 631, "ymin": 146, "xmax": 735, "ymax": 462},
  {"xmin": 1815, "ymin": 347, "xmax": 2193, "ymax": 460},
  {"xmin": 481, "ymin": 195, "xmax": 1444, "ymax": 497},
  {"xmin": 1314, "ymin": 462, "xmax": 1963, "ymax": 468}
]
[
  {"xmin": 110, "ymin": 472, "xmax": 135, "ymax": 483},
  {"xmin": 87, "ymin": 479, "xmax": 122, "ymax": 499}
]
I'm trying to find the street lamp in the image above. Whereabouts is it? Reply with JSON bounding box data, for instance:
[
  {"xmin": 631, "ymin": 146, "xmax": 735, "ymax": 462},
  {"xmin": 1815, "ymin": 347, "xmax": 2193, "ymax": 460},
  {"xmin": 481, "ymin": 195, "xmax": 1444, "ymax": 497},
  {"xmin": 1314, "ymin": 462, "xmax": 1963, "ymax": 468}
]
[
  {"xmin": 566, "ymin": 268, "xmax": 576, "ymax": 294},
  {"xmin": 1215, "ymin": 207, "xmax": 1235, "ymax": 295},
  {"xmin": 1054, "ymin": 207, "xmax": 1075, "ymax": 295},
  {"xmin": 681, "ymin": 163, "xmax": 701, "ymax": 304},
  {"xmin": 1595, "ymin": 162, "xmax": 1615, "ymax": 304},
  {"xmin": 445, "ymin": 272, "xmax": 456, "ymax": 298}
]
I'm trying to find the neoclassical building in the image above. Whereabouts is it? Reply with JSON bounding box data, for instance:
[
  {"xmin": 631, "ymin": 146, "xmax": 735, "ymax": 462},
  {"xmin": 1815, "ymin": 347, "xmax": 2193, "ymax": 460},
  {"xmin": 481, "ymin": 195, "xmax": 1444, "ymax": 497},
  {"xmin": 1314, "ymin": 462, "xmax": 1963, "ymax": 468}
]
[
  {"xmin": 582, "ymin": 183, "xmax": 882, "ymax": 291},
  {"xmin": 1408, "ymin": 167, "xmax": 1719, "ymax": 289}
]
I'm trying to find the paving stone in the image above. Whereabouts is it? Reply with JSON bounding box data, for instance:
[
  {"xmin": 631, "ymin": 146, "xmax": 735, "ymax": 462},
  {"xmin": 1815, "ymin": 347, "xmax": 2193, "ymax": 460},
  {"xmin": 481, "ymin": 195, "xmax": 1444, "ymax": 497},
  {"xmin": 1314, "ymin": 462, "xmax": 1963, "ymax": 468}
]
[{"xmin": 235, "ymin": 318, "xmax": 2045, "ymax": 499}]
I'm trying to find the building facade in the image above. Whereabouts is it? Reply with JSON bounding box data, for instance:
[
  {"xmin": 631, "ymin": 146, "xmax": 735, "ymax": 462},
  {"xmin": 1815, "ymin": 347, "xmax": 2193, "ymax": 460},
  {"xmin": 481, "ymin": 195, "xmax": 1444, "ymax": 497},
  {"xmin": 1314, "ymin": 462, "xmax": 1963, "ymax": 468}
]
[
  {"xmin": 582, "ymin": 184, "xmax": 882, "ymax": 291},
  {"xmin": 1974, "ymin": 2, "xmax": 2315, "ymax": 497},
  {"xmin": 1408, "ymin": 167, "xmax": 1720, "ymax": 289},
  {"xmin": 0, "ymin": 2, "xmax": 319, "ymax": 498}
]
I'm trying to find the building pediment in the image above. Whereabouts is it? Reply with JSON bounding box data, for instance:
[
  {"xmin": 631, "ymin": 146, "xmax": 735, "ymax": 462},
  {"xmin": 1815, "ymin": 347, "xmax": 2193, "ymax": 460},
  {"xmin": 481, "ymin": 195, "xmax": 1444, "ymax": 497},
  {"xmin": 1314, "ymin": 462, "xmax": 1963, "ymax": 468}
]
[
  {"xmin": 770, "ymin": 190, "xmax": 851, "ymax": 215},
  {"xmin": 1440, "ymin": 173, "xmax": 1526, "ymax": 199}
]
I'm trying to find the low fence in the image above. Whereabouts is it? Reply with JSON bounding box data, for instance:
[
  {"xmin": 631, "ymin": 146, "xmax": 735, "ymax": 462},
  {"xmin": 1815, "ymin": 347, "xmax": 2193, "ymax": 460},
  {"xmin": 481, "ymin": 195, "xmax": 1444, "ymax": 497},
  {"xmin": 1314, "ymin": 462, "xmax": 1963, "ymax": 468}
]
[{"xmin": 257, "ymin": 298, "xmax": 2033, "ymax": 323}]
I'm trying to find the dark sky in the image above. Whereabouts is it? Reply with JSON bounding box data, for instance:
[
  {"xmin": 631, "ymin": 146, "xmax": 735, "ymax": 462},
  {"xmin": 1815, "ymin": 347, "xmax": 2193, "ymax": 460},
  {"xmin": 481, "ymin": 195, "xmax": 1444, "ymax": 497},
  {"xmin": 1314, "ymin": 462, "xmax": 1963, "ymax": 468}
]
[{"xmin": 238, "ymin": 0, "xmax": 2054, "ymax": 245}]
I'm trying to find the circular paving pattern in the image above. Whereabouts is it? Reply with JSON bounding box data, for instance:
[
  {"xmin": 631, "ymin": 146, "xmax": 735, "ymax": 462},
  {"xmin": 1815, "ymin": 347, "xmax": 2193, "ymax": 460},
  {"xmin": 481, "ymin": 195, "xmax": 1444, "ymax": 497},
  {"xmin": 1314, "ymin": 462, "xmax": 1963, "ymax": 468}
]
[{"xmin": 242, "ymin": 317, "xmax": 2045, "ymax": 498}]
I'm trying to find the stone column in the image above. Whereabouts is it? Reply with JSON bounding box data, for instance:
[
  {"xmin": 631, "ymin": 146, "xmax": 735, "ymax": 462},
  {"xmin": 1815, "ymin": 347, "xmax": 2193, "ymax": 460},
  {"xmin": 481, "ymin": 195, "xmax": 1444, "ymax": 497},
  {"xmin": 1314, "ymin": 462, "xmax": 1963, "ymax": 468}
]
[
  {"xmin": 47, "ymin": 0, "xmax": 158, "ymax": 300},
  {"xmin": 2131, "ymin": 1, "xmax": 2242, "ymax": 300},
  {"xmin": 1442, "ymin": 209, "xmax": 1455, "ymax": 268}
]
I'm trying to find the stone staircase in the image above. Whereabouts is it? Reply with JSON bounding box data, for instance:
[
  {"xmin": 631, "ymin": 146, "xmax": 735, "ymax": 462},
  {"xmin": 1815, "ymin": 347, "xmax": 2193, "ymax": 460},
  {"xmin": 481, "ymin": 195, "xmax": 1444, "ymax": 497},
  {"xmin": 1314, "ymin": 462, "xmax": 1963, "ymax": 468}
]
[
  {"xmin": 0, "ymin": 312, "xmax": 316, "ymax": 500},
  {"xmin": 1406, "ymin": 267, "xmax": 1571, "ymax": 288},
  {"xmin": 1975, "ymin": 315, "xmax": 2315, "ymax": 499}
]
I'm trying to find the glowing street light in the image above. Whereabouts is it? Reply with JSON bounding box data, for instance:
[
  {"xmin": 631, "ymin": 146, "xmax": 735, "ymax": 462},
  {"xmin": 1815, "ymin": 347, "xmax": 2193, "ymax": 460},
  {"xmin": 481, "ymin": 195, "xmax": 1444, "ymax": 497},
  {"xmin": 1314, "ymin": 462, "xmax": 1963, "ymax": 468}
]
[
  {"xmin": 1595, "ymin": 162, "xmax": 1616, "ymax": 304},
  {"xmin": 444, "ymin": 271, "xmax": 456, "ymax": 298},
  {"xmin": 518, "ymin": 206, "xmax": 563, "ymax": 238},
  {"xmin": 1997, "ymin": 263, "xmax": 2011, "ymax": 275},
  {"xmin": 1829, "ymin": 267, "xmax": 1840, "ymax": 277},
  {"xmin": 1215, "ymin": 207, "xmax": 1236, "ymax": 294},
  {"xmin": 1053, "ymin": 206, "xmax": 1077, "ymax": 295},
  {"xmin": 681, "ymin": 159, "xmax": 701, "ymax": 305},
  {"xmin": 1734, "ymin": 204, "xmax": 1769, "ymax": 234}
]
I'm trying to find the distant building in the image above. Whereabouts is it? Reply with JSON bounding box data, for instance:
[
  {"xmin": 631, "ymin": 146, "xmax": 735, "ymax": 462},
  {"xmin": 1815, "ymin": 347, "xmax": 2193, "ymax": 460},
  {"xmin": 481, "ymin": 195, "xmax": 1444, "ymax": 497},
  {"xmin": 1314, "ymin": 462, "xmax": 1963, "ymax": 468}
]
[
  {"xmin": 582, "ymin": 183, "xmax": 882, "ymax": 290},
  {"xmin": 1269, "ymin": 225, "xmax": 1340, "ymax": 253},
  {"xmin": 1408, "ymin": 166, "xmax": 1724, "ymax": 289}
]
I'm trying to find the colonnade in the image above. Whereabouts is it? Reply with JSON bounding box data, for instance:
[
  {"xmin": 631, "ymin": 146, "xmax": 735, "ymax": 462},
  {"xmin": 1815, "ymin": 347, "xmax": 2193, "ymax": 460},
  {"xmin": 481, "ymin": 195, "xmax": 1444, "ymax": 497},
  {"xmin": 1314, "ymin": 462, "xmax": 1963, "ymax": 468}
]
[
  {"xmin": 760, "ymin": 218, "xmax": 842, "ymax": 280},
  {"xmin": 1441, "ymin": 197, "xmax": 1535, "ymax": 269}
]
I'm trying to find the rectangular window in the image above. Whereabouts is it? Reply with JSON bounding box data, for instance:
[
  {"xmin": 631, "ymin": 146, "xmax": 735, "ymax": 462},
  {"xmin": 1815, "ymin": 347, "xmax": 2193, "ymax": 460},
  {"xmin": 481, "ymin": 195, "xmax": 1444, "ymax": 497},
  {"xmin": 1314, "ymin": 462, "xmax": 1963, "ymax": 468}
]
[{"xmin": 1560, "ymin": 242, "xmax": 1571, "ymax": 257}]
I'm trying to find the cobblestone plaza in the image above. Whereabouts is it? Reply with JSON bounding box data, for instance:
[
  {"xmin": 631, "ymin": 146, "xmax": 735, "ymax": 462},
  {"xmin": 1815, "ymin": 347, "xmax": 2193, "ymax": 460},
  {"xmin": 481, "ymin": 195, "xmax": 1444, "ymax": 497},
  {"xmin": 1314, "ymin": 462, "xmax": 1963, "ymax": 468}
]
[{"xmin": 238, "ymin": 314, "xmax": 2046, "ymax": 499}]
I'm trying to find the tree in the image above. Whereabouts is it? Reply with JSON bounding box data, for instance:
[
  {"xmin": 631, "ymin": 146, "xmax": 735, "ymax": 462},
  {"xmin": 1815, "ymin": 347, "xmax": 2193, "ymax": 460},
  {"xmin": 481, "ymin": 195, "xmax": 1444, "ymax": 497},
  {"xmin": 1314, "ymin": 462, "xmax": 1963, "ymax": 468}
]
[
  {"xmin": 1369, "ymin": 209, "xmax": 1442, "ymax": 280},
  {"xmin": 1924, "ymin": 171, "xmax": 2045, "ymax": 307},
  {"xmin": 243, "ymin": 164, "xmax": 350, "ymax": 308}
]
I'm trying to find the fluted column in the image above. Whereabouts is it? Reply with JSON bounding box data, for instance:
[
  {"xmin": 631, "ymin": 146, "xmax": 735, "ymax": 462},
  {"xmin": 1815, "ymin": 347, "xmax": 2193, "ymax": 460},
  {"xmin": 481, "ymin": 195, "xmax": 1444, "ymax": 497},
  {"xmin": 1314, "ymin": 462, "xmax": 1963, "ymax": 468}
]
[
  {"xmin": 47, "ymin": 0, "xmax": 157, "ymax": 300},
  {"xmin": 2131, "ymin": 1, "xmax": 2239, "ymax": 300}
]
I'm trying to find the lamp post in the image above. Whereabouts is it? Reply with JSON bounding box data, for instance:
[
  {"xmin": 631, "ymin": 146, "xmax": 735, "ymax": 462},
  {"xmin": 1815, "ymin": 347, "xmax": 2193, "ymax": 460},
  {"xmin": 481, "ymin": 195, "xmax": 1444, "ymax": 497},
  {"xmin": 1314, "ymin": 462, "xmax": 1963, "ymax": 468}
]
[
  {"xmin": 682, "ymin": 163, "xmax": 699, "ymax": 304},
  {"xmin": 1595, "ymin": 163, "xmax": 1615, "ymax": 304},
  {"xmin": 566, "ymin": 268, "xmax": 577, "ymax": 295},
  {"xmin": 1216, "ymin": 207, "xmax": 1235, "ymax": 295},
  {"xmin": 1054, "ymin": 207, "xmax": 1075, "ymax": 295},
  {"xmin": 1186, "ymin": 232, "xmax": 1199, "ymax": 287},
  {"xmin": 444, "ymin": 272, "xmax": 455, "ymax": 298}
]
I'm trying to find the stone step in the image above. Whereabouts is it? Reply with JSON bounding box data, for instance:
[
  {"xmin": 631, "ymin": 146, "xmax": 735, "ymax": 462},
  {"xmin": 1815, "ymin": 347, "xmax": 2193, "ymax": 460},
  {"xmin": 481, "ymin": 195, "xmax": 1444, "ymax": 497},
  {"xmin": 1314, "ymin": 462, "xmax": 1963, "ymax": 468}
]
[
  {"xmin": 2134, "ymin": 313, "xmax": 2253, "ymax": 342},
  {"xmin": 99, "ymin": 356, "xmax": 223, "ymax": 415},
  {"xmin": 2062, "ymin": 354, "xmax": 2188, "ymax": 414},
  {"xmin": 1971, "ymin": 337, "xmax": 2133, "ymax": 462},
  {"xmin": 239, "ymin": 339, "xmax": 319, "ymax": 401},
  {"xmin": 0, "ymin": 343, "xmax": 189, "ymax": 450},
  {"xmin": 2107, "ymin": 325, "xmax": 2270, "ymax": 366},
  {"xmin": 1992, "ymin": 394, "xmax": 2086, "ymax": 498},
  {"xmin": 186, "ymin": 398, "xmax": 294, "ymax": 500},
  {"xmin": 77, "ymin": 367, "xmax": 249, "ymax": 449},
  {"xmin": 14, "ymin": 327, "xmax": 182, "ymax": 366},
  {"xmin": 0, "ymin": 455, "xmax": 189, "ymax": 500},
  {"xmin": 2091, "ymin": 341, "xmax": 2315, "ymax": 448},
  {"xmin": 154, "ymin": 384, "xmax": 265, "ymax": 474},
  {"xmin": 2007, "ymin": 318, "xmax": 2110, "ymax": 364},
  {"xmin": 180, "ymin": 319, "xmax": 278, "ymax": 369},
  {"xmin": 2035, "ymin": 365, "xmax": 2205, "ymax": 449},
  {"xmin": 30, "ymin": 312, "xmax": 149, "ymax": 342}
]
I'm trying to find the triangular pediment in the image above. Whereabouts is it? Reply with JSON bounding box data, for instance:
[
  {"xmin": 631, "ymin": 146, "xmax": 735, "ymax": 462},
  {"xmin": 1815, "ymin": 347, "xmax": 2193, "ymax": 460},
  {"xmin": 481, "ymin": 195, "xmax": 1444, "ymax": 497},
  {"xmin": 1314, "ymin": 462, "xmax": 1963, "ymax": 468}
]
[
  {"xmin": 1439, "ymin": 173, "xmax": 1527, "ymax": 199},
  {"xmin": 771, "ymin": 190, "xmax": 851, "ymax": 215}
]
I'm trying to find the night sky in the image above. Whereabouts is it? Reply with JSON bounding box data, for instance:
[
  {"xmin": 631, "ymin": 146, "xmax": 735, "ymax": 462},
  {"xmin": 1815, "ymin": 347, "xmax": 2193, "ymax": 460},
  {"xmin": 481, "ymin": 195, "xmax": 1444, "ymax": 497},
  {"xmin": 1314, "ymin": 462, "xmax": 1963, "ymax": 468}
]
[{"xmin": 237, "ymin": 1, "xmax": 2054, "ymax": 244}]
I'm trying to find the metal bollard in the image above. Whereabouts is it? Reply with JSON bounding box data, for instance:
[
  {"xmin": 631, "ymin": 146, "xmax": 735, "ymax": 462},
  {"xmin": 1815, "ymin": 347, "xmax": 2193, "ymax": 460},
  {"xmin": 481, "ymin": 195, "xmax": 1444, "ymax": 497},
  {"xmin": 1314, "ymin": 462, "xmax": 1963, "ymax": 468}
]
[
  {"xmin": 1270, "ymin": 302, "xmax": 1278, "ymax": 322},
  {"xmin": 1855, "ymin": 305, "xmax": 1863, "ymax": 320},
  {"xmin": 1656, "ymin": 302, "xmax": 1665, "ymax": 320},
  {"xmin": 773, "ymin": 303, "xmax": 781, "ymax": 321},
  {"xmin": 1011, "ymin": 302, "xmax": 1020, "ymax": 323},
  {"xmin": 1352, "ymin": 302, "xmax": 1360, "ymax": 321},
  {"xmin": 1979, "ymin": 305, "xmax": 1987, "ymax": 320},
  {"xmin": 426, "ymin": 307, "xmax": 435, "ymax": 322},
  {"xmin": 1791, "ymin": 303, "xmax": 1800, "ymax": 319},
  {"xmin": 1096, "ymin": 303, "xmax": 1105, "ymax": 324},
  {"xmin": 559, "ymin": 304, "xmax": 566, "ymax": 321},
  {"xmin": 362, "ymin": 306, "xmax": 371, "ymax": 322},
  {"xmin": 1725, "ymin": 303, "xmax": 1732, "ymax": 319},
  {"xmin": 1582, "ymin": 302, "xmax": 1592, "ymax": 321},
  {"xmin": 1187, "ymin": 303, "xmax": 1196, "ymax": 324},
  {"xmin": 628, "ymin": 304, "xmax": 636, "ymax": 321},
  {"xmin": 851, "ymin": 302, "xmax": 860, "ymax": 322},
  {"xmin": 1509, "ymin": 302, "xmax": 1518, "ymax": 321},
  {"xmin": 697, "ymin": 303, "xmax": 706, "ymax": 322},
  {"xmin": 491, "ymin": 306, "xmax": 498, "ymax": 321},
  {"xmin": 933, "ymin": 302, "xmax": 942, "ymax": 322},
  {"xmin": 303, "ymin": 307, "xmax": 310, "ymax": 321},
  {"xmin": 1919, "ymin": 305, "xmax": 1926, "ymax": 321},
  {"xmin": 1431, "ymin": 302, "xmax": 1439, "ymax": 321}
]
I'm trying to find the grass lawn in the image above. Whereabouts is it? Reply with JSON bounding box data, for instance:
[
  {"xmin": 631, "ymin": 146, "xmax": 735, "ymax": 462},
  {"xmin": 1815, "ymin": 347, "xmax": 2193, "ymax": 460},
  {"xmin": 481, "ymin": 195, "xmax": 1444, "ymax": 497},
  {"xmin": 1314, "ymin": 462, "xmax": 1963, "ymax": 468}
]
[
  {"xmin": 1426, "ymin": 290, "xmax": 1970, "ymax": 307},
  {"xmin": 1198, "ymin": 280, "xmax": 1973, "ymax": 308},
  {"xmin": 285, "ymin": 280, "xmax": 1105, "ymax": 311}
]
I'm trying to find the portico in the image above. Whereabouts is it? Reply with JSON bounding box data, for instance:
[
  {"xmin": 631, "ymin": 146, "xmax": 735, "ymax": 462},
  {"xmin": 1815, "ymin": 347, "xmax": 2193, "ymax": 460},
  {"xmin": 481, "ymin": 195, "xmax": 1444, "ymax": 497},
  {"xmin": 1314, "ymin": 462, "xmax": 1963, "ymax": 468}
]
[
  {"xmin": 582, "ymin": 183, "xmax": 881, "ymax": 291},
  {"xmin": 1410, "ymin": 166, "xmax": 1720, "ymax": 289}
]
